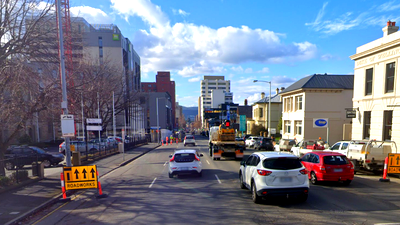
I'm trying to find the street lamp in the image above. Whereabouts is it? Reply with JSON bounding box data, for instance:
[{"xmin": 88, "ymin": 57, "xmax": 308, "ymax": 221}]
[{"xmin": 253, "ymin": 80, "xmax": 271, "ymax": 137}]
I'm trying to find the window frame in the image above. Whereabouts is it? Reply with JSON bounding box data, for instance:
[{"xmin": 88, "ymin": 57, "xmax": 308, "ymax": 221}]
[
  {"xmin": 295, "ymin": 121, "xmax": 302, "ymax": 135},
  {"xmin": 365, "ymin": 68, "xmax": 373, "ymax": 96},
  {"xmin": 383, "ymin": 110, "xmax": 393, "ymax": 141},
  {"xmin": 385, "ymin": 62, "xmax": 395, "ymax": 93},
  {"xmin": 363, "ymin": 111, "xmax": 371, "ymax": 140}
]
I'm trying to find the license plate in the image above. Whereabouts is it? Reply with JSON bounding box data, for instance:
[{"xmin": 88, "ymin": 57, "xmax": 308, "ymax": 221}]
[
  {"xmin": 334, "ymin": 168, "xmax": 343, "ymax": 172},
  {"xmin": 180, "ymin": 167, "xmax": 189, "ymax": 171},
  {"xmin": 280, "ymin": 177, "xmax": 292, "ymax": 182}
]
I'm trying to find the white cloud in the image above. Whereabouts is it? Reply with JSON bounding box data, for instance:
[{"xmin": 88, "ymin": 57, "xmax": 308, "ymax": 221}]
[
  {"xmin": 179, "ymin": 9, "xmax": 189, "ymax": 16},
  {"xmin": 70, "ymin": 6, "xmax": 113, "ymax": 24},
  {"xmin": 377, "ymin": 1, "xmax": 400, "ymax": 12},
  {"xmin": 244, "ymin": 68, "xmax": 253, "ymax": 73},
  {"xmin": 321, "ymin": 54, "xmax": 333, "ymax": 61},
  {"xmin": 257, "ymin": 67, "xmax": 270, "ymax": 73},
  {"xmin": 246, "ymin": 93, "xmax": 261, "ymax": 105},
  {"xmin": 188, "ymin": 76, "xmax": 201, "ymax": 82},
  {"xmin": 176, "ymin": 95, "xmax": 199, "ymax": 107},
  {"xmin": 231, "ymin": 66, "xmax": 243, "ymax": 72},
  {"xmin": 110, "ymin": 0, "xmax": 317, "ymax": 77}
]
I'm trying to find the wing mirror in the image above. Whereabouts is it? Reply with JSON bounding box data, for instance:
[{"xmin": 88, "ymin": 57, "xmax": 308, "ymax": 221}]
[
  {"xmin": 240, "ymin": 160, "xmax": 246, "ymax": 166},
  {"xmin": 199, "ymin": 153, "xmax": 204, "ymax": 157},
  {"xmin": 169, "ymin": 154, "xmax": 172, "ymax": 158}
]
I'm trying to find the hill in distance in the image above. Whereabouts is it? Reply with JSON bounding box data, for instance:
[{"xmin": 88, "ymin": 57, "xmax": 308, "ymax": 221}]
[{"xmin": 182, "ymin": 106, "xmax": 198, "ymax": 120}]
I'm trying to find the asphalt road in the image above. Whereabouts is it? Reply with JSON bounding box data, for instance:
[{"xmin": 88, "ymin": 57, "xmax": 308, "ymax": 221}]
[{"xmin": 21, "ymin": 137, "xmax": 400, "ymax": 225}]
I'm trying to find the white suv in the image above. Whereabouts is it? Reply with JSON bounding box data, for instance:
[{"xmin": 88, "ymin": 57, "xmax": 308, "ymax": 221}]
[
  {"xmin": 239, "ymin": 152, "xmax": 309, "ymax": 203},
  {"xmin": 184, "ymin": 135, "xmax": 196, "ymax": 146},
  {"xmin": 245, "ymin": 136, "xmax": 260, "ymax": 148},
  {"xmin": 169, "ymin": 149, "xmax": 203, "ymax": 178}
]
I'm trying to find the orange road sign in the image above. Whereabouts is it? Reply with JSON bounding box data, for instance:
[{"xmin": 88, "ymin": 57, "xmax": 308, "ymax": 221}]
[
  {"xmin": 388, "ymin": 154, "xmax": 400, "ymax": 174},
  {"xmin": 63, "ymin": 165, "xmax": 98, "ymax": 190}
]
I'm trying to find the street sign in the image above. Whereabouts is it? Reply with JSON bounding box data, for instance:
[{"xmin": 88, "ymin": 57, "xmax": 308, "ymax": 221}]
[
  {"xmin": 61, "ymin": 114, "xmax": 75, "ymax": 137},
  {"xmin": 388, "ymin": 154, "xmax": 400, "ymax": 173},
  {"xmin": 313, "ymin": 118, "xmax": 329, "ymax": 128},
  {"xmin": 226, "ymin": 105, "xmax": 230, "ymax": 121},
  {"xmin": 87, "ymin": 118, "xmax": 102, "ymax": 124},
  {"xmin": 63, "ymin": 165, "xmax": 98, "ymax": 190},
  {"xmin": 346, "ymin": 110, "xmax": 357, "ymax": 118},
  {"xmin": 239, "ymin": 115, "xmax": 246, "ymax": 131},
  {"xmin": 87, "ymin": 125, "xmax": 102, "ymax": 131}
]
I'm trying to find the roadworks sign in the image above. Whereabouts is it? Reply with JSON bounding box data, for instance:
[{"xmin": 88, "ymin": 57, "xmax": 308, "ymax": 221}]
[
  {"xmin": 63, "ymin": 165, "xmax": 98, "ymax": 190},
  {"xmin": 388, "ymin": 154, "xmax": 400, "ymax": 174}
]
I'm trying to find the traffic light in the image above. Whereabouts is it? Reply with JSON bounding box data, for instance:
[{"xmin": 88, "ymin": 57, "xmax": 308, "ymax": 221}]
[{"xmin": 225, "ymin": 120, "xmax": 230, "ymax": 127}]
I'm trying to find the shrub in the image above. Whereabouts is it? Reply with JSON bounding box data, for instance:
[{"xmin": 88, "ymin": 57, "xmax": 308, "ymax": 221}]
[{"xmin": 0, "ymin": 176, "xmax": 11, "ymax": 187}]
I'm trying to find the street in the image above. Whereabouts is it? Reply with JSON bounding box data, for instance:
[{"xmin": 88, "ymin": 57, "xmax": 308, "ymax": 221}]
[{"xmin": 22, "ymin": 137, "xmax": 400, "ymax": 225}]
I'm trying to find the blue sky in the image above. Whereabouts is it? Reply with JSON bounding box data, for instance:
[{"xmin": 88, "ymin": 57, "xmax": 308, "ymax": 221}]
[{"xmin": 69, "ymin": 0, "xmax": 400, "ymax": 107}]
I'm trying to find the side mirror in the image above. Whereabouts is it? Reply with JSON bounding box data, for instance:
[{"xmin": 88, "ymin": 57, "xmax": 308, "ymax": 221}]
[
  {"xmin": 169, "ymin": 154, "xmax": 172, "ymax": 158},
  {"xmin": 199, "ymin": 153, "xmax": 204, "ymax": 157},
  {"xmin": 240, "ymin": 160, "xmax": 245, "ymax": 166}
]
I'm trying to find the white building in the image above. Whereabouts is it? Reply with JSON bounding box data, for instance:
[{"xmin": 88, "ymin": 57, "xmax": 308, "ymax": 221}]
[
  {"xmin": 350, "ymin": 21, "xmax": 400, "ymax": 143},
  {"xmin": 200, "ymin": 76, "xmax": 231, "ymax": 127}
]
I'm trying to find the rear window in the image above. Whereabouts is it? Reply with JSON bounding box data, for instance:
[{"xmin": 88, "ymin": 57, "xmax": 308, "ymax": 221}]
[
  {"xmin": 186, "ymin": 136, "xmax": 194, "ymax": 139},
  {"xmin": 323, "ymin": 155, "xmax": 349, "ymax": 165},
  {"xmin": 262, "ymin": 157, "xmax": 303, "ymax": 170},
  {"xmin": 174, "ymin": 153, "xmax": 195, "ymax": 162}
]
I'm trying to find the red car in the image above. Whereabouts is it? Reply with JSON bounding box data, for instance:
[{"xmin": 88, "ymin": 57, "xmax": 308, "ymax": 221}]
[{"xmin": 300, "ymin": 151, "xmax": 354, "ymax": 185}]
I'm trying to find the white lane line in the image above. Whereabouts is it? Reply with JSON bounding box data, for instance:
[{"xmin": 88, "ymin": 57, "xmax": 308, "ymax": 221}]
[
  {"xmin": 215, "ymin": 174, "xmax": 222, "ymax": 184},
  {"xmin": 10, "ymin": 212, "xmax": 20, "ymax": 215},
  {"xmin": 206, "ymin": 160, "xmax": 210, "ymax": 165},
  {"xmin": 163, "ymin": 161, "xmax": 168, "ymax": 166},
  {"xmin": 149, "ymin": 178, "xmax": 157, "ymax": 188}
]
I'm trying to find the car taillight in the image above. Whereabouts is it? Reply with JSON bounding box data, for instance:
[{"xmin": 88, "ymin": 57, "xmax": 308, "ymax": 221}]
[
  {"xmin": 320, "ymin": 166, "xmax": 326, "ymax": 173},
  {"xmin": 170, "ymin": 155, "xmax": 175, "ymax": 162},
  {"xmin": 257, "ymin": 169, "xmax": 272, "ymax": 176},
  {"xmin": 194, "ymin": 155, "xmax": 200, "ymax": 161},
  {"xmin": 59, "ymin": 143, "xmax": 63, "ymax": 148},
  {"xmin": 299, "ymin": 169, "xmax": 308, "ymax": 175},
  {"xmin": 184, "ymin": 137, "xmax": 187, "ymax": 140},
  {"xmin": 365, "ymin": 159, "xmax": 371, "ymax": 163}
]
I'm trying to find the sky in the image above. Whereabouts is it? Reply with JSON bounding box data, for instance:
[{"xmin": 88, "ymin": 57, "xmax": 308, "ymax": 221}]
[{"xmin": 68, "ymin": 0, "xmax": 400, "ymax": 107}]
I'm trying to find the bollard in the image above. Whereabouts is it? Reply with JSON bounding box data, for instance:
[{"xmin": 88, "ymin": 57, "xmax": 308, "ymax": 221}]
[
  {"xmin": 379, "ymin": 157, "xmax": 390, "ymax": 182},
  {"xmin": 96, "ymin": 171, "xmax": 107, "ymax": 198},
  {"xmin": 176, "ymin": 139, "xmax": 178, "ymax": 144},
  {"xmin": 170, "ymin": 140, "xmax": 172, "ymax": 145},
  {"xmin": 166, "ymin": 139, "xmax": 168, "ymax": 145},
  {"xmin": 162, "ymin": 140, "xmax": 164, "ymax": 146},
  {"xmin": 59, "ymin": 173, "xmax": 71, "ymax": 202}
]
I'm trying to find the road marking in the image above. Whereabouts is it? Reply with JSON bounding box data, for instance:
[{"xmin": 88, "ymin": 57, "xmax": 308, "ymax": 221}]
[
  {"xmin": 10, "ymin": 212, "xmax": 19, "ymax": 215},
  {"xmin": 149, "ymin": 177, "xmax": 157, "ymax": 188},
  {"xmin": 215, "ymin": 174, "xmax": 221, "ymax": 184},
  {"xmin": 163, "ymin": 161, "xmax": 168, "ymax": 166},
  {"xmin": 206, "ymin": 160, "xmax": 210, "ymax": 165}
]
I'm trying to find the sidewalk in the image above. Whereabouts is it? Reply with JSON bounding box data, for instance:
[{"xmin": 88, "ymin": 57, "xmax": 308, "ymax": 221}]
[{"xmin": 1, "ymin": 142, "xmax": 159, "ymax": 225}]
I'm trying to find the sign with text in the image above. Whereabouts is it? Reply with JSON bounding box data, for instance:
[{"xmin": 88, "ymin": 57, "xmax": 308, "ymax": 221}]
[
  {"xmin": 239, "ymin": 115, "xmax": 246, "ymax": 131},
  {"xmin": 63, "ymin": 165, "xmax": 98, "ymax": 190},
  {"xmin": 87, "ymin": 118, "xmax": 102, "ymax": 124},
  {"xmin": 388, "ymin": 154, "xmax": 400, "ymax": 174},
  {"xmin": 313, "ymin": 118, "xmax": 329, "ymax": 128},
  {"xmin": 87, "ymin": 125, "xmax": 102, "ymax": 131},
  {"xmin": 61, "ymin": 114, "xmax": 75, "ymax": 137}
]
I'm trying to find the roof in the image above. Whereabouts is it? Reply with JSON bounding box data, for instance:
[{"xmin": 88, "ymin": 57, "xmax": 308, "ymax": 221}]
[
  {"xmin": 306, "ymin": 151, "xmax": 346, "ymax": 156},
  {"xmin": 280, "ymin": 74, "xmax": 354, "ymax": 94},
  {"xmin": 254, "ymin": 93, "xmax": 281, "ymax": 104},
  {"xmin": 174, "ymin": 149, "xmax": 197, "ymax": 154},
  {"xmin": 257, "ymin": 152, "xmax": 297, "ymax": 158}
]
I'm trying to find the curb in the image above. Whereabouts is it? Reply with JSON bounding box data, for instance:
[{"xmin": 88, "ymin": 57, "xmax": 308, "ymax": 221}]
[{"xmin": 5, "ymin": 143, "xmax": 160, "ymax": 225}]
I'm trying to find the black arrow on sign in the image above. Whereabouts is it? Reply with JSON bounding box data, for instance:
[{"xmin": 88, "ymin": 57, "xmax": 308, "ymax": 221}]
[
  {"xmin": 397, "ymin": 156, "xmax": 400, "ymax": 165},
  {"xmin": 66, "ymin": 173, "xmax": 70, "ymax": 181},
  {"xmin": 90, "ymin": 168, "xmax": 96, "ymax": 178},
  {"xmin": 82, "ymin": 168, "xmax": 87, "ymax": 179},
  {"xmin": 74, "ymin": 169, "xmax": 79, "ymax": 179}
]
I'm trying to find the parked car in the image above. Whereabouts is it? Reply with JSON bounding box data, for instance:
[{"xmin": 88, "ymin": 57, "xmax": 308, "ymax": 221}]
[
  {"xmin": 59, "ymin": 141, "xmax": 99, "ymax": 155},
  {"xmin": 323, "ymin": 141, "xmax": 351, "ymax": 156},
  {"xmin": 169, "ymin": 149, "xmax": 203, "ymax": 178},
  {"xmin": 239, "ymin": 152, "xmax": 309, "ymax": 203},
  {"xmin": 245, "ymin": 136, "xmax": 260, "ymax": 148},
  {"xmin": 278, "ymin": 139, "xmax": 297, "ymax": 151},
  {"xmin": 4, "ymin": 146, "xmax": 64, "ymax": 170},
  {"xmin": 184, "ymin": 135, "xmax": 196, "ymax": 146},
  {"xmin": 253, "ymin": 137, "xmax": 274, "ymax": 151},
  {"xmin": 300, "ymin": 151, "xmax": 354, "ymax": 185}
]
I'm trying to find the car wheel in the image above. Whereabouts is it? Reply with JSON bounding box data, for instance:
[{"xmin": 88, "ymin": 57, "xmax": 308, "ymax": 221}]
[
  {"xmin": 168, "ymin": 173, "xmax": 173, "ymax": 178},
  {"xmin": 198, "ymin": 171, "xmax": 202, "ymax": 177},
  {"xmin": 213, "ymin": 157, "xmax": 216, "ymax": 160},
  {"xmin": 298, "ymin": 194, "xmax": 308, "ymax": 202},
  {"xmin": 310, "ymin": 172, "xmax": 318, "ymax": 185},
  {"xmin": 251, "ymin": 182, "xmax": 262, "ymax": 204},
  {"xmin": 239, "ymin": 173, "xmax": 246, "ymax": 189},
  {"xmin": 343, "ymin": 180, "xmax": 352, "ymax": 186},
  {"xmin": 5, "ymin": 162, "xmax": 15, "ymax": 170},
  {"xmin": 42, "ymin": 159, "xmax": 51, "ymax": 168}
]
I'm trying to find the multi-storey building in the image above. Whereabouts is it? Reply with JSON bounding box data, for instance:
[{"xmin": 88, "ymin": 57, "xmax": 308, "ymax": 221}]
[
  {"xmin": 200, "ymin": 75, "xmax": 231, "ymax": 127},
  {"xmin": 350, "ymin": 21, "xmax": 400, "ymax": 143},
  {"xmin": 141, "ymin": 71, "xmax": 176, "ymax": 129},
  {"xmin": 279, "ymin": 74, "xmax": 354, "ymax": 145}
]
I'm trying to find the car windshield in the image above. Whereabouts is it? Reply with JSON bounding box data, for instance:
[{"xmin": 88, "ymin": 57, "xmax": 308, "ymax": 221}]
[
  {"xmin": 323, "ymin": 155, "xmax": 349, "ymax": 165},
  {"xmin": 263, "ymin": 157, "xmax": 303, "ymax": 170},
  {"xmin": 30, "ymin": 146, "xmax": 45, "ymax": 154},
  {"xmin": 186, "ymin": 136, "xmax": 194, "ymax": 139},
  {"xmin": 174, "ymin": 153, "xmax": 195, "ymax": 162}
]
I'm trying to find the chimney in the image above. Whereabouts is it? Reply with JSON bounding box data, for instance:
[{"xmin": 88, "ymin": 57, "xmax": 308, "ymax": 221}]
[
  {"xmin": 276, "ymin": 88, "xmax": 279, "ymax": 95},
  {"xmin": 261, "ymin": 92, "xmax": 265, "ymax": 99},
  {"xmin": 383, "ymin": 20, "xmax": 399, "ymax": 37},
  {"xmin": 244, "ymin": 99, "xmax": 248, "ymax": 106},
  {"xmin": 280, "ymin": 87, "xmax": 285, "ymax": 92}
]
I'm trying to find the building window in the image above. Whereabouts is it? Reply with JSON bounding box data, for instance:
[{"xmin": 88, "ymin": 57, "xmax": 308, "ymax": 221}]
[
  {"xmin": 365, "ymin": 68, "xmax": 373, "ymax": 95},
  {"xmin": 98, "ymin": 37, "xmax": 103, "ymax": 47},
  {"xmin": 295, "ymin": 121, "xmax": 302, "ymax": 135},
  {"xmin": 202, "ymin": 87, "xmax": 205, "ymax": 89},
  {"xmin": 383, "ymin": 110, "xmax": 393, "ymax": 141},
  {"xmin": 259, "ymin": 108, "xmax": 263, "ymax": 118},
  {"xmin": 295, "ymin": 96, "xmax": 303, "ymax": 111},
  {"xmin": 218, "ymin": 87, "xmax": 226, "ymax": 89},
  {"xmin": 285, "ymin": 120, "xmax": 291, "ymax": 134},
  {"xmin": 285, "ymin": 98, "xmax": 292, "ymax": 112},
  {"xmin": 385, "ymin": 62, "xmax": 395, "ymax": 93},
  {"xmin": 363, "ymin": 111, "xmax": 371, "ymax": 140}
]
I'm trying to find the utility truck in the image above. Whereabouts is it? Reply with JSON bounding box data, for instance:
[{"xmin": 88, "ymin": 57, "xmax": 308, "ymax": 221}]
[
  {"xmin": 290, "ymin": 138, "xmax": 328, "ymax": 157},
  {"xmin": 208, "ymin": 120, "xmax": 245, "ymax": 160}
]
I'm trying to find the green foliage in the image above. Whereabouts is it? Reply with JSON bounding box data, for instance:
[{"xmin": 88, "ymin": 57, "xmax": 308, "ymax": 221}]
[
  {"xmin": 18, "ymin": 134, "xmax": 32, "ymax": 145},
  {"xmin": 0, "ymin": 176, "xmax": 11, "ymax": 186},
  {"xmin": 251, "ymin": 124, "xmax": 267, "ymax": 136}
]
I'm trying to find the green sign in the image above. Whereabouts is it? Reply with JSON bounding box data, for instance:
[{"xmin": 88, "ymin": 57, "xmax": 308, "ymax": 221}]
[
  {"xmin": 239, "ymin": 115, "xmax": 246, "ymax": 131},
  {"xmin": 112, "ymin": 34, "xmax": 119, "ymax": 41}
]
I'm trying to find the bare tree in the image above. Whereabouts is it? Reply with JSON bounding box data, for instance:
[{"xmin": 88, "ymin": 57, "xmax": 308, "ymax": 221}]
[{"xmin": 0, "ymin": 0, "xmax": 56, "ymax": 176}]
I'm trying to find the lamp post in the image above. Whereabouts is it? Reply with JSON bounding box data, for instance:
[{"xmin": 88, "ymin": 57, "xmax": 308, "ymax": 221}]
[{"xmin": 253, "ymin": 80, "xmax": 271, "ymax": 137}]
